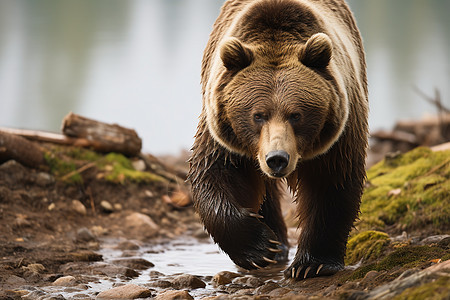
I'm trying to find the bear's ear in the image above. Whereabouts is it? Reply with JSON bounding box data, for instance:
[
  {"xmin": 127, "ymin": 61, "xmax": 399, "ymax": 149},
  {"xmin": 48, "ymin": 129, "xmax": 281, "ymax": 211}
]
[
  {"xmin": 220, "ymin": 37, "xmax": 254, "ymax": 71},
  {"xmin": 299, "ymin": 33, "xmax": 333, "ymax": 68}
]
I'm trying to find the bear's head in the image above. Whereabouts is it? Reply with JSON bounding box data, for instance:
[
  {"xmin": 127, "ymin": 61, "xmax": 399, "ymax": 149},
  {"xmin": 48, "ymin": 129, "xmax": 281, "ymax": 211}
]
[{"xmin": 206, "ymin": 33, "xmax": 349, "ymax": 178}]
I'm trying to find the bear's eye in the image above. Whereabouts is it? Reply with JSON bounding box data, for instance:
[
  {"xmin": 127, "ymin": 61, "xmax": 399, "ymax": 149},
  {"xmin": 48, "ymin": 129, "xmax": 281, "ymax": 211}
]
[
  {"xmin": 289, "ymin": 113, "xmax": 301, "ymax": 122},
  {"xmin": 253, "ymin": 113, "xmax": 266, "ymax": 123}
]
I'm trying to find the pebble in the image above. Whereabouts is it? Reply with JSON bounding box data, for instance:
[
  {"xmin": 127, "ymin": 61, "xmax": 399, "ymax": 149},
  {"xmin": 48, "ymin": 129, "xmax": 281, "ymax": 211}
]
[
  {"xmin": 22, "ymin": 263, "xmax": 46, "ymax": 274},
  {"xmin": 100, "ymin": 200, "xmax": 114, "ymax": 213},
  {"xmin": 115, "ymin": 240, "xmax": 140, "ymax": 250},
  {"xmin": 6, "ymin": 275, "xmax": 26, "ymax": 285},
  {"xmin": 254, "ymin": 281, "xmax": 281, "ymax": 294},
  {"xmin": 132, "ymin": 159, "xmax": 146, "ymax": 171},
  {"xmin": 113, "ymin": 258, "xmax": 155, "ymax": 270},
  {"xmin": 72, "ymin": 200, "xmax": 87, "ymax": 215},
  {"xmin": 232, "ymin": 275, "xmax": 264, "ymax": 288},
  {"xmin": 76, "ymin": 227, "xmax": 97, "ymax": 242},
  {"xmin": 35, "ymin": 172, "xmax": 54, "ymax": 187},
  {"xmin": 91, "ymin": 262, "xmax": 139, "ymax": 278},
  {"xmin": 171, "ymin": 274, "xmax": 206, "ymax": 289},
  {"xmin": 212, "ymin": 271, "xmax": 241, "ymax": 286},
  {"xmin": 155, "ymin": 290, "xmax": 194, "ymax": 300},
  {"xmin": 96, "ymin": 283, "xmax": 152, "ymax": 299},
  {"xmin": 124, "ymin": 212, "xmax": 160, "ymax": 239},
  {"xmin": 53, "ymin": 275, "xmax": 77, "ymax": 286}
]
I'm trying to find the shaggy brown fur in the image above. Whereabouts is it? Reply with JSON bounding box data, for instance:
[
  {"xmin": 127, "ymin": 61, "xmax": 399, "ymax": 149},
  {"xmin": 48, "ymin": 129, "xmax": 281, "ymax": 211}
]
[{"xmin": 189, "ymin": 0, "xmax": 368, "ymax": 279}]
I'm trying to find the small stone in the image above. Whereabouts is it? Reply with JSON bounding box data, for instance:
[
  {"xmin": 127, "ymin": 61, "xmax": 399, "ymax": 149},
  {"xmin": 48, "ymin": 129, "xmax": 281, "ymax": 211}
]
[
  {"xmin": 144, "ymin": 190, "xmax": 154, "ymax": 197},
  {"xmin": 22, "ymin": 263, "xmax": 45, "ymax": 274},
  {"xmin": 113, "ymin": 203, "xmax": 123, "ymax": 211},
  {"xmin": 72, "ymin": 200, "xmax": 86, "ymax": 215},
  {"xmin": 6, "ymin": 275, "xmax": 26, "ymax": 285},
  {"xmin": 76, "ymin": 227, "xmax": 97, "ymax": 242},
  {"xmin": 35, "ymin": 172, "xmax": 54, "ymax": 186},
  {"xmin": 362, "ymin": 270, "xmax": 379, "ymax": 283},
  {"xmin": 113, "ymin": 258, "xmax": 155, "ymax": 270},
  {"xmin": 171, "ymin": 274, "xmax": 206, "ymax": 289},
  {"xmin": 132, "ymin": 159, "xmax": 146, "ymax": 171},
  {"xmin": 155, "ymin": 290, "xmax": 194, "ymax": 300},
  {"xmin": 124, "ymin": 212, "xmax": 160, "ymax": 239},
  {"xmin": 268, "ymin": 287, "xmax": 291, "ymax": 297},
  {"xmin": 212, "ymin": 271, "xmax": 241, "ymax": 286},
  {"xmin": 53, "ymin": 275, "xmax": 77, "ymax": 286},
  {"xmin": 100, "ymin": 200, "xmax": 114, "ymax": 213},
  {"xmin": 70, "ymin": 250, "xmax": 102, "ymax": 262},
  {"xmin": 232, "ymin": 275, "xmax": 264, "ymax": 288},
  {"xmin": 149, "ymin": 280, "xmax": 172, "ymax": 288},
  {"xmin": 91, "ymin": 262, "xmax": 139, "ymax": 278},
  {"xmin": 115, "ymin": 240, "xmax": 140, "ymax": 250},
  {"xmin": 96, "ymin": 283, "xmax": 152, "ymax": 299},
  {"xmin": 254, "ymin": 281, "xmax": 281, "ymax": 294},
  {"xmin": 48, "ymin": 203, "xmax": 56, "ymax": 211}
]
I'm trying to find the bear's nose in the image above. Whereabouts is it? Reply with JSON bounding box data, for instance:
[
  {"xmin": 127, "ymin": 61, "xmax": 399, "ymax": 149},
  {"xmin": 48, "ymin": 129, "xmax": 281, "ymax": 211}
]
[{"xmin": 265, "ymin": 150, "xmax": 290, "ymax": 175}]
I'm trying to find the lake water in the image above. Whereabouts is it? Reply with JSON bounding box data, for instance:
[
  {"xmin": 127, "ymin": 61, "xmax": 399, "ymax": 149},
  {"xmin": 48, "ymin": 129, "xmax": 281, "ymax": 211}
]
[{"xmin": 0, "ymin": 0, "xmax": 449, "ymax": 155}]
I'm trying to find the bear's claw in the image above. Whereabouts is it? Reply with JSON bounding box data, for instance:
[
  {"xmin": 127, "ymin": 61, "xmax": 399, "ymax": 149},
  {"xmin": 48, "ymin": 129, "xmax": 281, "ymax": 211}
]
[
  {"xmin": 285, "ymin": 260, "xmax": 343, "ymax": 280},
  {"xmin": 249, "ymin": 213, "xmax": 264, "ymax": 219},
  {"xmin": 263, "ymin": 256, "xmax": 278, "ymax": 264}
]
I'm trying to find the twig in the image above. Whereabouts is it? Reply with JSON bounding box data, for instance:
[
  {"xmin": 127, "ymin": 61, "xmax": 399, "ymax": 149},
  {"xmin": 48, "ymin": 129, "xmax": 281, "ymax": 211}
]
[
  {"xmin": 60, "ymin": 162, "xmax": 96, "ymax": 181},
  {"xmin": 413, "ymin": 86, "xmax": 450, "ymax": 114}
]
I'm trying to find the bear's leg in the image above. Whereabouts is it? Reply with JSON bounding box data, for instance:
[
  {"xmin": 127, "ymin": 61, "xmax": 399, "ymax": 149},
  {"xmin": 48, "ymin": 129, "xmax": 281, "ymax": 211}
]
[
  {"xmin": 189, "ymin": 132, "xmax": 284, "ymax": 270},
  {"xmin": 259, "ymin": 182, "xmax": 289, "ymax": 262},
  {"xmin": 284, "ymin": 153, "xmax": 364, "ymax": 280}
]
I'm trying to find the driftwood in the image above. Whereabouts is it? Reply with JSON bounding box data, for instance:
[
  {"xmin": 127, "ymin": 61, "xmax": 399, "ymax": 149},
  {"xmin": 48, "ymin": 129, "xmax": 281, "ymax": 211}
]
[
  {"xmin": 62, "ymin": 113, "xmax": 142, "ymax": 156},
  {"xmin": 0, "ymin": 131, "xmax": 45, "ymax": 168}
]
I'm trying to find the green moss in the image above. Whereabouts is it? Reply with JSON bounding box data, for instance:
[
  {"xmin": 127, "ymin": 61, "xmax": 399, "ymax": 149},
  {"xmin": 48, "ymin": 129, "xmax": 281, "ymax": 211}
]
[
  {"xmin": 100, "ymin": 153, "xmax": 166, "ymax": 184},
  {"xmin": 64, "ymin": 147, "xmax": 101, "ymax": 162},
  {"xmin": 392, "ymin": 276, "xmax": 450, "ymax": 300},
  {"xmin": 345, "ymin": 231, "xmax": 390, "ymax": 265},
  {"xmin": 44, "ymin": 152, "xmax": 83, "ymax": 184},
  {"xmin": 348, "ymin": 245, "xmax": 448, "ymax": 280},
  {"xmin": 359, "ymin": 147, "xmax": 450, "ymax": 233}
]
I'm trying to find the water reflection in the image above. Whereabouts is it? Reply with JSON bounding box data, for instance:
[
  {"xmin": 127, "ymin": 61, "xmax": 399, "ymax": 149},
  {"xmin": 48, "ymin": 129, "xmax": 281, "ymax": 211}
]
[{"xmin": 0, "ymin": 0, "xmax": 448, "ymax": 154}]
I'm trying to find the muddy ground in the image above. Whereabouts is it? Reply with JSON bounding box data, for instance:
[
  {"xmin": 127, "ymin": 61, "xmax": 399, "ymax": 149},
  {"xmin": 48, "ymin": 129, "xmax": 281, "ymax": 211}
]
[{"xmin": 0, "ymin": 142, "xmax": 449, "ymax": 300}]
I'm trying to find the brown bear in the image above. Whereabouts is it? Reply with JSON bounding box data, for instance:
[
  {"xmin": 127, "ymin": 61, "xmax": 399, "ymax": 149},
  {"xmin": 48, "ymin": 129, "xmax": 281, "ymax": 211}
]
[{"xmin": 188, "ymin": 0, "xmax": 368, "ymax": 280}]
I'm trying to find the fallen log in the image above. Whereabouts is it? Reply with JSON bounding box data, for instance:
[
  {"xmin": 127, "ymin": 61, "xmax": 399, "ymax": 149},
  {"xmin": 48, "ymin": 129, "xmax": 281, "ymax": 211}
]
[
  {"xmin": 0, "ymin": 131, "xmax": 45, "ymax": 168},
  {"xmin": 62, "ymin": 113, "xmax": 142, "ymax": 157}
]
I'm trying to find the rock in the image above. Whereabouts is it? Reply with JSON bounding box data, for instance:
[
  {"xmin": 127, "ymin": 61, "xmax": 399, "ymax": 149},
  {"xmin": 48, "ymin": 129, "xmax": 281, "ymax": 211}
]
[
  {"xmin": 149, "ymin": 280, "xmax": 172, "ymax": 288},
  {"xmin": 171, "ymin": 274, "xmax": 206, "ymax": 289},
  {"xmin": 113, "ymin": 203, "xmax": 123, "ymax": 211},
  {"xmin": 362, "ymin": 270, "xmax": 379, "ymax": 283},
  {"xmin": 96, "ymin": 283, "xmax": 152, "ymax": 299},
  {"xmin": 48, "ymin": 203, "xmax": 56, "ymax": 211},
  {"xmin": 268, "ymin": 287, "xmax": 292, "ymax": 297},
  {"xmin": 132, "ymin": 159, "xmax": 146, "ymax": 171},
  {"xmin": 100, "ymin": 200, "xmax": 114, "ymax": 213},
  {"xmin": 124, "ymin": 212, "xmax": 160, "ymax": 239},
  {"xmin": 155, "ymin": 290, "xmax": 194, "ymax": 300},
  {"xmin": 53, "ymin": 275, "xmax": 77, "ymax": 286},
  {"xmin": 115, "ymin": 240, "xmax": 140, "ymax": 250},
  {"xmin": 70, "ymin": 250, "xmax": 102, "ymax": 262},
  {"xmin": 76, "ymin": 227, "xmax": 97, "ymax": 242},
  {"xmin": 212, "ymin": 271, "xmax": 241, "ymax": 286},
  {"xmin": 113, "ymin": 258, "xmax": 154, "ymax": 270},
  {"xmin": 6, "ymin": 275, "xmax": 26, "ymax": 285},
  {"xmin": 71, "ymin": 200, "xmax": 87, "ymax": 215},
  {"xmin": 419, "ymin": 234, "xmax": 450, "ymax": 245},
  {"xmin": 365, "ymin": 260, "xmax": 450, "ymax": 299},
  {"xmin": 232, "ymin": 275, "xmax": 264, "ymax": 288},
  {"xmin": 91, "ymin": 262, "xmax": 139, "ymax": 278},
  {"xmin": 254, "ymin": 281, "xmax": 281, "ymax": 294},
  {"xmin": 22, "ymin": 263, "xmax": 46, "ymax": 274},
  {"xmin": 35, "ymin": 172, "xmax": 54, "ymax": 187}
]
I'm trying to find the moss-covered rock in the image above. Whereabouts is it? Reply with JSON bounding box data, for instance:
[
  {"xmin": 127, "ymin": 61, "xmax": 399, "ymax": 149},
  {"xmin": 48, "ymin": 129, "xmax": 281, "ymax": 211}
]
[
  {"xmin": 358, "ymin": 147, "xmax": 450, "ymax": 234},
  {"xmin": 100, "ymin": 153, "xmax": 166, "ymax": 184},
  {"xmin": 349, "ymin": 245, "xmax": 449, "ymax": 280},
  {"xmin": 345, "ymin": 231, "xmax": 390, "ymax": 265},
  {"xmin": 392, "ymin": 276, "xmax": 450, "ymax": 300}
]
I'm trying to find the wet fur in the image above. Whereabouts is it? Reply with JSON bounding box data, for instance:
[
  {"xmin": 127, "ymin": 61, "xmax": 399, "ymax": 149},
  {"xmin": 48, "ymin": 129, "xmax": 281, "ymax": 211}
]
[{"xmin": 189, "ymin": 0, "xmax": 368, "ymax": 279}]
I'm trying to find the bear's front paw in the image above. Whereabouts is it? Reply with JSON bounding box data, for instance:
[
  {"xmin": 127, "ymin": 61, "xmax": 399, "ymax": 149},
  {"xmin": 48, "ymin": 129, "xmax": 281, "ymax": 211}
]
[
  {"xmin": 221, "ymin": 215, "xmax": 287, "ymax": 270},
  {"xmin": 284, "ymin": 256, "xmax": 343, "ymax": 280}
]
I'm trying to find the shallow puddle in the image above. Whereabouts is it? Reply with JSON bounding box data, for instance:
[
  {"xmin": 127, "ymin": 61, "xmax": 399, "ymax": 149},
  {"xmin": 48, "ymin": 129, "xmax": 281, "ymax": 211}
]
[{"xmin": 27, "ymin": 235, "xmax": 296, "ymax": 299}]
